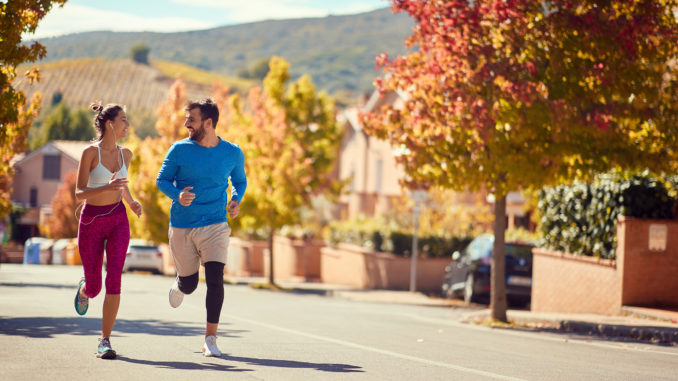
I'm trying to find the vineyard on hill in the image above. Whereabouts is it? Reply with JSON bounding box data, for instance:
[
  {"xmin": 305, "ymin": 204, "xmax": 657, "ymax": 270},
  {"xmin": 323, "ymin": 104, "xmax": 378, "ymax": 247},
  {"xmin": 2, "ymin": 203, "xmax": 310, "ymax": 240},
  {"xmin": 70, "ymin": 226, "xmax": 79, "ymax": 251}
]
[
  {"xmin": 13, "ymin": 58, "xmax": 253, "ymax": 113},
  {"xmin": 37, "ymin": 8, "xmax": 412, "ymax": 95}
]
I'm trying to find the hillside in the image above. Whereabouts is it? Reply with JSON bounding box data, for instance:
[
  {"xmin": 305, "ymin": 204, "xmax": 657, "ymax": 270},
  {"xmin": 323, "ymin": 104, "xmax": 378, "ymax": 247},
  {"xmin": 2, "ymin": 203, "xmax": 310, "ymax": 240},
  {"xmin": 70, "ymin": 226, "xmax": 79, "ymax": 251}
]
[
  {"xmin": 34, "ymin": 8, "xmax": 413, "ymax": 95},
  {"xmin": 13, "ymin": 58, "xmax": 252, "ymax": 113}
]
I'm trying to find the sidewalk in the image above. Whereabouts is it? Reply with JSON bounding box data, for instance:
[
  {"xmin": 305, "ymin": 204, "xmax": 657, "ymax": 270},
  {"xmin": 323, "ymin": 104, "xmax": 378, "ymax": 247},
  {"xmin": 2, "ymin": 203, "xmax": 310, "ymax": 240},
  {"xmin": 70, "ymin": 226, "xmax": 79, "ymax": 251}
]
[{"xmin": 224, "ymin": 275, "xmax": 678, "ymax": 345}]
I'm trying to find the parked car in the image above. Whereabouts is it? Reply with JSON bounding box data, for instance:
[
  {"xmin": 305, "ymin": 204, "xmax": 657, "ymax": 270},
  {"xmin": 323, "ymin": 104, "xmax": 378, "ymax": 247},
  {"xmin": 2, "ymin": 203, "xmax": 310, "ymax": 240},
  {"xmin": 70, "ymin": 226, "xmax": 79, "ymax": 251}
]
[
  {"xmin": 441, "ymin": 234, "xmax": 534, "ymax": 305},
  {"xmin": 122, "ymin": 238, "xmax": 163, "ymax": 274}
]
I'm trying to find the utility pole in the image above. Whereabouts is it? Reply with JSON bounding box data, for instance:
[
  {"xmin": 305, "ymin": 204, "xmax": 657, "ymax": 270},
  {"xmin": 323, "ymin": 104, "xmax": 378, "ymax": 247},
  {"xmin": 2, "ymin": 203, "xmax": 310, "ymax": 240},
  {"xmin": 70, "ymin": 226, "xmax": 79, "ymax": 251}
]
[{"xmin": 409, "ymin": 189, "xmax": 428, "ymax": 292}]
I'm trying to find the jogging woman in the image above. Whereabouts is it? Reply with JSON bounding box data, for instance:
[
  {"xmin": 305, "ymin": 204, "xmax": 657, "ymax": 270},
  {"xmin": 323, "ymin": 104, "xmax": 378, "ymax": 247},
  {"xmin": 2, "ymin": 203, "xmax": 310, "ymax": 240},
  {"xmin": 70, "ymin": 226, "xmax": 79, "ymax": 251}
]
[{"xmin": 73, "ymin": 102, "xmax": 142, "ymax": 359}]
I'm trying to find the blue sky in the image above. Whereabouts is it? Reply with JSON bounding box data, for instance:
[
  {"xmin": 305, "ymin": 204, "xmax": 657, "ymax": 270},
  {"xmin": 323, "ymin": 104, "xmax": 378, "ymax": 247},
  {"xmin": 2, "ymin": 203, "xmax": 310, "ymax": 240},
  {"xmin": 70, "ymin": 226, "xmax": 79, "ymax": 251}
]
[{"xmin": 29, "ymin": 0, "xmax": 391, "ymax": 38}]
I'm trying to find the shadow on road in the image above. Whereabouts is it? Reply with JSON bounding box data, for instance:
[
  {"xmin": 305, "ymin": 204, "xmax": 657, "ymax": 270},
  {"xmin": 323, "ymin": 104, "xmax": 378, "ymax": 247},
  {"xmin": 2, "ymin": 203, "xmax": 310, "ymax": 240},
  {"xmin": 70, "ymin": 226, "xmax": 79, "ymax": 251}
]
[
  {"xmin": 220, "ymin": 354, "xmax": 364, "ymax": 373},
  {"xmin": 114, "ymin": 353, "xmax": 363, "ymax": 373},
  {"xmin": 0, "ymin": 282, "xmax": 75, "ymax": 290},
  {"xmin": 0, "ymin": 316, "xmax": 247, "ymax": 339},
  {"xmin": 116, "ymin": 355, "xmax": 252, "ymax": 372}
]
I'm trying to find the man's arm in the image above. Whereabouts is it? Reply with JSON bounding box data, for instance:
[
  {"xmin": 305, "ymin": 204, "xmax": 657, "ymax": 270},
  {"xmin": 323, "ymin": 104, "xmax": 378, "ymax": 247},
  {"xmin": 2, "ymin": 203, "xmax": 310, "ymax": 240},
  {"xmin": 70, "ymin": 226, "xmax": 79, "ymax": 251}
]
[
  {"xmin": 229, "ymin": 149, "xmax": 247, "ymax": 203},
  {"xmin": 156, "ymin": 144, "xmax": 181, "ymax": 201}
]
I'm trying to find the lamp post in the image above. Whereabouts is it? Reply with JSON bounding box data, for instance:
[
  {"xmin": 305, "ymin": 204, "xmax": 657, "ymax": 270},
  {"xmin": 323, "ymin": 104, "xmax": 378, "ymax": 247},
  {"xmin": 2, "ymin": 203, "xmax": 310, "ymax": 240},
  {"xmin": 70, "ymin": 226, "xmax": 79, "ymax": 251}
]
[{"xmin": 409, "ymin": 189, "xmax": 428, "ymax": 292}]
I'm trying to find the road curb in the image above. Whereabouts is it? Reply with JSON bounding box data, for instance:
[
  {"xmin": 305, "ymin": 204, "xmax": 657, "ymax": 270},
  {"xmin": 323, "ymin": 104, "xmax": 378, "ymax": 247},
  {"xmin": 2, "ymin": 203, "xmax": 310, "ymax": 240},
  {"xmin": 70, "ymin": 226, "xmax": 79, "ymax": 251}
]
[
  {"xmin": 558, "ymin": 320, "xmax": 678, "ymax": 344},
  {"xmin": 460, "ymin": 310, "xmax": 678, "ymax": 345}
]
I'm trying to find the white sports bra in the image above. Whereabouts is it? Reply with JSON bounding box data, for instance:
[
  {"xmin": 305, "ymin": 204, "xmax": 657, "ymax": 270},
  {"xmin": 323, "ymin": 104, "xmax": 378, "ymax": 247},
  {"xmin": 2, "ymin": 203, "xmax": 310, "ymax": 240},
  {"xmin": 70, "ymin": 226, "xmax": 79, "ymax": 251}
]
[{"xmin": 87, "ymin": 145, "xmax": 127, "ymax": 188}]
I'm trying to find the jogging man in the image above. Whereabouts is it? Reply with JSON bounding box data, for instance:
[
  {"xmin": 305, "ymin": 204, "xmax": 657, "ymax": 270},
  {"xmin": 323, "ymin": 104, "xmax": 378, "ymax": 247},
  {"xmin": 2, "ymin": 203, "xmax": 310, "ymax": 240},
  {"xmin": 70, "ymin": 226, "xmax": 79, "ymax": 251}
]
[{"xmin": 156, "ymin": 98, "xmax": 246, "ymax": 356}]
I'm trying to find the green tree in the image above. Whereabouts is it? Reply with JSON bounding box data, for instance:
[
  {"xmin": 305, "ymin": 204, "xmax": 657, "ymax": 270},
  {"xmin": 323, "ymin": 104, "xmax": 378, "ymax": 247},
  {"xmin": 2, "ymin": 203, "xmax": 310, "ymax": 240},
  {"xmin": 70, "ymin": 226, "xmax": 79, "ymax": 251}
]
[
  {"xmin": 50, "ymin": 91, "xmax": 63, "ymax": 106},
  {"xmin": 0, "ymin": 0, "xmax": 67, "ymax": 218},
  {"xmin": 364, "ymin": 1, "xmax": 678, "ymax": 321},
  {"xmin": 226, "ymin": 56, "xmax": 344, "ymax": 285},
  {"xmin": 131, "ymin": 43, "xmax": 150, "ymax": 65},
  {"xmin": 126, "ymin": 108, "xmax": 159, "ymax": 139},
  {"xmin": 31, "ymin": 102, "xmax": 93, "ymax": 149},
  {"xmin": 237, "ymin": 57, "xmax": 271, "ymax": 80}
]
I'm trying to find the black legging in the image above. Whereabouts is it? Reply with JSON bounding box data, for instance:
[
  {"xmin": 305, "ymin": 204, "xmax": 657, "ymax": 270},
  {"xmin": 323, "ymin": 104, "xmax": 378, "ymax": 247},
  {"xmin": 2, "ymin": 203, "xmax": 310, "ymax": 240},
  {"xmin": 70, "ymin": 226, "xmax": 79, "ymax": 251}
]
[{"xmin": 176, "ymin": 261, "xmax": 225, "ymax": 324}]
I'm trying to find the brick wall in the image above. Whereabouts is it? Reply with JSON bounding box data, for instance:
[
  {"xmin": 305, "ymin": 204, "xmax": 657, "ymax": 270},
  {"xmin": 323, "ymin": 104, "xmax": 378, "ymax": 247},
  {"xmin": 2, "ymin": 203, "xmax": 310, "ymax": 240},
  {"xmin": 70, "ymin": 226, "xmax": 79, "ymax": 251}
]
[
  {"xmin": 531, "ymin": 249, "xmax": 621, "ymax": 315},
  {"xmin": 264, "ymin": 236, "xmax": 325, "ymax": 282},
  {"xmin": 532, "ymin": 217, "xmax": 678, "ymax": 315},
  {"xmin": 226, "ymin": 238, "xmax": 267, "ymax": 277},
  {"xmin": 321, "ymin": 243, "xmax": 449, "ymax": 291},
  {"xmin": 618, "ymin": 218, "xmax": 678, "ymax": 307}
]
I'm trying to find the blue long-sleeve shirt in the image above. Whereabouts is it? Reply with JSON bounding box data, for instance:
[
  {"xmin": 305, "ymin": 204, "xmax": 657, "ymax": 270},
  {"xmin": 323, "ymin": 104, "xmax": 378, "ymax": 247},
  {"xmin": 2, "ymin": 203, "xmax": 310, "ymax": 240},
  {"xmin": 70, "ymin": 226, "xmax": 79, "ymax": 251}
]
[{"xmin": 156, "ymin": 138, "xmax": 247, "ymax": 228}]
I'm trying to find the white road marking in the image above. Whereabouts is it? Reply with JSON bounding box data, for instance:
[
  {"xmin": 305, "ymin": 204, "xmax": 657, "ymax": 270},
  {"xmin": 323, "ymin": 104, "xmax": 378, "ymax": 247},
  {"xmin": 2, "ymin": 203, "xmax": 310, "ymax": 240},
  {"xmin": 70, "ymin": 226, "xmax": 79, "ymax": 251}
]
[
  {"xmin": 226, "ymin": 314, "xmax": 528, "ymax": 381},
  {"xmin": 395, "ymin": 313, "xmax": 678, "ymax": 358}
]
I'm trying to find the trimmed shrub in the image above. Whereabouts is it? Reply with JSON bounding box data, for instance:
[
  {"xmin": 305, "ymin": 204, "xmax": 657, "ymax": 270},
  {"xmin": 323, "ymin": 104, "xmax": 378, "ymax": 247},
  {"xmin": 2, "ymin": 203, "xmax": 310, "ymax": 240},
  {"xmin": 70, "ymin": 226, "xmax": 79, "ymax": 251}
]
[
  {"xmin": 329, "ymin": 218, "xmax": 471, "ymax": 258},
  {"xmin": 539, "ymin": 171, "xmax": 676, "ymax": 259}
]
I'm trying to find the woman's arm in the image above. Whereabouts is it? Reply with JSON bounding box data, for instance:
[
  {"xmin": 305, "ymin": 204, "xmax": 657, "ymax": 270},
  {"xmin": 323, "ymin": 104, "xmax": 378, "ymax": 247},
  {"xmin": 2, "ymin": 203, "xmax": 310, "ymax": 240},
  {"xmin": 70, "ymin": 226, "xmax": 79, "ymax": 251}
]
[{"xmin": 121, "ymin": 148, "xmax": 142, "ymax": 217}]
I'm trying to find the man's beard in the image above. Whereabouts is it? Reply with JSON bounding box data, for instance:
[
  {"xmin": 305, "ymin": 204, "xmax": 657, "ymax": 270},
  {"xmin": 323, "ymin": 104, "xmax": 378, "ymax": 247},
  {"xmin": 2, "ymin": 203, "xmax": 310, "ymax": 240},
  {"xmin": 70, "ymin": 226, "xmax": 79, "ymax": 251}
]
[{"xmin": 189, "ymin": 121, "xmax": 206, "ymax": 142}]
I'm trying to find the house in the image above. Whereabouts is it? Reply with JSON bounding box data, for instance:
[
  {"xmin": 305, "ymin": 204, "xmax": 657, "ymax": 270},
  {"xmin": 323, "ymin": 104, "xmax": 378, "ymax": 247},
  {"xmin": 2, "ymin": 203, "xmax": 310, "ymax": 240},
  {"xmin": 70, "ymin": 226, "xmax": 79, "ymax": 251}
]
[
  {"xmin": 10, "ymin": 140, "xmax": 89, "ymax": 240},
  {"xmin": 335, "ymin": 91, "xmax": 407, "ymax": 219},
  {"xmin": 335, "ymin": 90, "xmax": 530, "ymax": 230}
]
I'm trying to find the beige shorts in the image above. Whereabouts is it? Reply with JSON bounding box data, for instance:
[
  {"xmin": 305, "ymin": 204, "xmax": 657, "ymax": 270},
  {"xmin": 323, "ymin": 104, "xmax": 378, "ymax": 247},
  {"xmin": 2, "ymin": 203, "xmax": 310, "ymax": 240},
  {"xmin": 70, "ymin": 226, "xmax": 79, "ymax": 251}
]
[{"xmin": 169, "ymin": 222, "xmax": 231, "ymax": 276}]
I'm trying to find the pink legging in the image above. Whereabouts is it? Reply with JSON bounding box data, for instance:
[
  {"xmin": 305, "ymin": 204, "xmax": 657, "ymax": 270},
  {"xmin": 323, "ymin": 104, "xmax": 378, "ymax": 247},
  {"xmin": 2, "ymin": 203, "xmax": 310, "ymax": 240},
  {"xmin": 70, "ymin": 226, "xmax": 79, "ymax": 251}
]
[{"xmin": 78, "ymin": 201, "xmax": 130, "ymax": 297}]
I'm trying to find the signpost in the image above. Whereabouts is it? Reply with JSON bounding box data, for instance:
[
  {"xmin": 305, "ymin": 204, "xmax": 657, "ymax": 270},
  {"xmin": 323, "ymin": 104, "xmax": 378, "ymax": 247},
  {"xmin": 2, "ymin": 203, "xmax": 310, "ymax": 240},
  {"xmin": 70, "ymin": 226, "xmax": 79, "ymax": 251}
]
[{"xmin": 409, "ymin": 189, "xmax": 428, "ymax": 292}]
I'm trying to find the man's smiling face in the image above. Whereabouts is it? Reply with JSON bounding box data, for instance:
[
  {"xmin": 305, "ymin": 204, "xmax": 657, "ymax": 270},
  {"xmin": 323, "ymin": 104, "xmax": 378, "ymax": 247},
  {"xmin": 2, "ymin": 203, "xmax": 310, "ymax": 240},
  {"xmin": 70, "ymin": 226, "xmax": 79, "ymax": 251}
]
[{"xmin": 184, "ymin": 108, "xmax": 206, "ymax": 142}]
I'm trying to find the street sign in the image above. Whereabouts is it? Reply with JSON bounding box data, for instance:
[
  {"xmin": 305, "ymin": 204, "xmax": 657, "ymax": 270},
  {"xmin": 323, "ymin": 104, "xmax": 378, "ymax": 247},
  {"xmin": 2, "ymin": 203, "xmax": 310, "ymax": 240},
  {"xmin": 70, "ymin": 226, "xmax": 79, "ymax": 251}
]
[
  {"xmin": 649, "ymin": 224, "xmax": 667, "ymax": 251},
  {"xmin": 411, "ymin": 189, "xmax": 428, "ymax": 202}
]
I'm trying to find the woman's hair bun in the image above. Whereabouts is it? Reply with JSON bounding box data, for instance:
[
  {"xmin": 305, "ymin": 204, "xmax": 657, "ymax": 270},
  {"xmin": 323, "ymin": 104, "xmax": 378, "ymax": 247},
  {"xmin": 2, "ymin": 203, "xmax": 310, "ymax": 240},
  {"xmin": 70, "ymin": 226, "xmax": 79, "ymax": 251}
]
[{"xmin": 89, "ymin": 102, "xmax": 103, "ymax": 113}]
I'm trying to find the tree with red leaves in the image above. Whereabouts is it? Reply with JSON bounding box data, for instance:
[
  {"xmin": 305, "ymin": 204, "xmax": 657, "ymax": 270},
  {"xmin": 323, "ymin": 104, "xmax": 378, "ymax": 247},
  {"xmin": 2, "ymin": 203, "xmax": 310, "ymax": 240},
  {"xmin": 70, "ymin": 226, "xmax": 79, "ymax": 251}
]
[
  {"xmin": 43, "ymin": 171, "xmax": 78, "ymax": 239},
  {"xmin": 364, "ymin": 0, "xmax": 677, "ymax": 321}
]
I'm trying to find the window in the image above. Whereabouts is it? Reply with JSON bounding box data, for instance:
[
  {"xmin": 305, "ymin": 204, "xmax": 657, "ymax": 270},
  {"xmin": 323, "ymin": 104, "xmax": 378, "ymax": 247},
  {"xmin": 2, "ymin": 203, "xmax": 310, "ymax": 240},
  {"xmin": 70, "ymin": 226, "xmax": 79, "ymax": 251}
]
[
  {"xmin": 29, "ymin": 187, "xmax": 38, "ymax": 207},
  {"xmin": 43, "ymin": 155, "xmax": 61, "ymax": 180}
]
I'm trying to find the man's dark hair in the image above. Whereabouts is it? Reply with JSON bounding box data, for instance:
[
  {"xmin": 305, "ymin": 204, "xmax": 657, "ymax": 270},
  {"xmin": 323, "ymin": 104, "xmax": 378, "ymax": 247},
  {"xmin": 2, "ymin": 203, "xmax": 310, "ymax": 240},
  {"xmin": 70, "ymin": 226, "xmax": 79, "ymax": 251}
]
[{"xmin": 185, "ymin": 98, "xmax": 219, "ymax": 127}]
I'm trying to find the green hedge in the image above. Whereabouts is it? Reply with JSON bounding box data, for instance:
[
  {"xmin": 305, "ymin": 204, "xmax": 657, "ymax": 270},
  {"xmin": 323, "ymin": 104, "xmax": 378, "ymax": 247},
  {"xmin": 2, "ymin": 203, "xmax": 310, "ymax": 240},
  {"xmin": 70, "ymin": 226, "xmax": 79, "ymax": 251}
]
[
  {"xmin": 538, "ymin": 171, "xmax": 676, "ymax": 259},
  {"xmin": 328, "ymin": 219, "xmax": 471, "ymax": 258},
  {"xmin": 388, "ymin": 232, "xmax": 472, "ymax": 258}
]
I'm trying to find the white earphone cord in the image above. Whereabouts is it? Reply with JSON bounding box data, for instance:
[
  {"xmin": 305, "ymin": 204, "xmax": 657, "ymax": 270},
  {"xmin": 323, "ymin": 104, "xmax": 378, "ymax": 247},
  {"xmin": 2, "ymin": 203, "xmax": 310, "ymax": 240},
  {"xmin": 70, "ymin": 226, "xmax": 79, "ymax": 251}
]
[{"xmin": 75, "ymin": 126, "xmax": 125, "ymax": 225}]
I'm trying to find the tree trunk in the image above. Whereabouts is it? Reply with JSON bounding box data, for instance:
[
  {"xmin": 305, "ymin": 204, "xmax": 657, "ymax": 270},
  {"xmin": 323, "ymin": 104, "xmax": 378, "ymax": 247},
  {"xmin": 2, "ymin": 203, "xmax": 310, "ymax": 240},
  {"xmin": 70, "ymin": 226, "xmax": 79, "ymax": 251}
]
[
  {"xmin": 267, "ymin": 229, "xmax": 275, "ymax": 286},
  {"xmin": 490, "ymin": 194, "xmax": 508, "ymax": 322}
]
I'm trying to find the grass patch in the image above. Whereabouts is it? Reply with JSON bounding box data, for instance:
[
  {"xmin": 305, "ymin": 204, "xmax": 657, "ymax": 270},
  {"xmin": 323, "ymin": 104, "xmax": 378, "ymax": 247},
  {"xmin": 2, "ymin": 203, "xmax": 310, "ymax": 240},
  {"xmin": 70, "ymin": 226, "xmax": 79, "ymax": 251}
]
[
  {"xmin": 470, "ymin": 318, "xmax": 558, "ymax": 330},
  {"xmin": 153, "ymin": 60, "xmax": 254, "ymax": 91},
  {"xmin": 250, "ymin": 282, "xmax": 291, "ymax": 291}
]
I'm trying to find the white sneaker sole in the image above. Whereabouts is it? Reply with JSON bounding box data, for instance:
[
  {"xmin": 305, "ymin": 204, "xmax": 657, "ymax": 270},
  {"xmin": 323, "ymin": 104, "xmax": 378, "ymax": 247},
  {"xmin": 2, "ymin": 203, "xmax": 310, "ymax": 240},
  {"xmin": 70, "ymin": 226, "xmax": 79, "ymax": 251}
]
[
  {"xmin": 202, "ymin": 346, "xmax": 221, "ymax": 357},
  {"xmin": 169, "ymin": 287, "xmax": 184, "ymax": 308}
]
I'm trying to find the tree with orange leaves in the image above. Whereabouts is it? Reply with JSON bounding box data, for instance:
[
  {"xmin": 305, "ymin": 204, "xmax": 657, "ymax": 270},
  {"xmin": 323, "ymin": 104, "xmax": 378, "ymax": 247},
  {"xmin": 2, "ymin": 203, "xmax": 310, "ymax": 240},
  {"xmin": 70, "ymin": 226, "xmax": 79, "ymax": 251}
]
[
  {"xmin": 364, "ymin": 0, "xmax": 678, "ymax": 321},
  {"xmin": 0, "ymin": 0, "xmax": 67, "ymax": 218}
]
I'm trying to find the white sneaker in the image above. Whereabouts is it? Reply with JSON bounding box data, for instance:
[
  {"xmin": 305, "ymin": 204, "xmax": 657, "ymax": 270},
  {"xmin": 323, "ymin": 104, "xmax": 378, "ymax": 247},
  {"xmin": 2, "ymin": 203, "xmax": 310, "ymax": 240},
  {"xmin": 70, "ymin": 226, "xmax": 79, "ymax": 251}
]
[
  {"xmin": 168, "ymin": 279, "xmax": 184, "ymax": 308},
  {"xmin": 202, "ymin": 335, "xmax": 222, "ymax": 357}
]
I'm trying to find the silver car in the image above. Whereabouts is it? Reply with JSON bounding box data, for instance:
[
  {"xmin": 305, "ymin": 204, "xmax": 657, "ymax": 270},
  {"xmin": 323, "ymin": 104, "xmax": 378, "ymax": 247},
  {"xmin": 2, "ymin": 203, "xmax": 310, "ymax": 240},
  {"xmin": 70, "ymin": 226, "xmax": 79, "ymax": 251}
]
[{"xmin": 122, "ymin": 238, "xmax": 163, "ymax": 274}]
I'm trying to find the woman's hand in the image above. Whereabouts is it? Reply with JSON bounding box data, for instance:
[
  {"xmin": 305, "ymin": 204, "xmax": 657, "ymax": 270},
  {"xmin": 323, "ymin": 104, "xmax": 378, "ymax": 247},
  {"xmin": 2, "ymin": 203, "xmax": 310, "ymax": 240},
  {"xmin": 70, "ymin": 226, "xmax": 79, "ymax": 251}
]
[
  {"xmin": 130, "ymin": 200, "xmax": 142, "ymax": 217},
  {"xmin": 107, "ymin": 173, "xmax": 128, "ymax": 191}
]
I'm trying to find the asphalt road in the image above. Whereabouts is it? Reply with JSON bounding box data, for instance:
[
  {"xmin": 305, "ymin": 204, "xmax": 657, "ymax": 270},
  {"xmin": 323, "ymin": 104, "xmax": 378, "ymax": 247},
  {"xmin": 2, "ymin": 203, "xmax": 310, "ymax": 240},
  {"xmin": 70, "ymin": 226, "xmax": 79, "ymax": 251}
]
[{"xmin": 1, "ymin": 264, "xmax": 677, "ymax": 381}]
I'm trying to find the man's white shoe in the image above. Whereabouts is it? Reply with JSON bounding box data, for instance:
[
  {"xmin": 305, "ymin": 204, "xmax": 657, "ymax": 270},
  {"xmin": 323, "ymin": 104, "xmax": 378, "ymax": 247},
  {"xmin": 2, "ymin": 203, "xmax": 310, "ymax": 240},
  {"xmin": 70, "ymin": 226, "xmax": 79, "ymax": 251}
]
[
  {"xmin": 202, "ymin": 335, "xmax": 222, "ymax": 357},
  {"xmin": 168, "ymin": 279, "xmax": 184, "ymax": 308}
]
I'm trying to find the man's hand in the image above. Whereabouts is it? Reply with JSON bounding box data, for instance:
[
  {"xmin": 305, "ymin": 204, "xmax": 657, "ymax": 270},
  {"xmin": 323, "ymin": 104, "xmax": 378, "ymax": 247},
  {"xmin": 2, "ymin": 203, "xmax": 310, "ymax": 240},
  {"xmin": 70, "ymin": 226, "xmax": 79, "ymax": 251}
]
[
  {"xmin": 228, "ymin": 199, "xmax": 240, "ymax": 218},
  {"xmin": 179, "ymin": 186, "xmax": 195, "ymax": 206}
]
